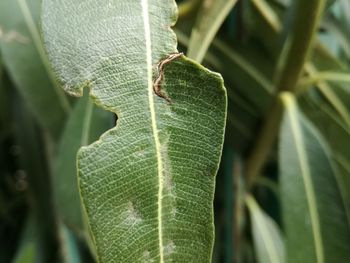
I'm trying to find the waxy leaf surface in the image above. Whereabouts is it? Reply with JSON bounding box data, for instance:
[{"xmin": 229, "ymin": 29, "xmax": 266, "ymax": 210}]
[
  {"xmin": 280, "ymin": 93, "xmax": 350, "ymax": 263},
  {"xmin": 42, "ymin": 0, "xmax": 227, "ymax": 262}
]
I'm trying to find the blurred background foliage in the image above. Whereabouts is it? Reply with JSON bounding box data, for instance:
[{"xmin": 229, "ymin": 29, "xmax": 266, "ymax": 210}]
[{"xmin": 0, "ymin": 0, "xmax": 350, "ymax": 262}]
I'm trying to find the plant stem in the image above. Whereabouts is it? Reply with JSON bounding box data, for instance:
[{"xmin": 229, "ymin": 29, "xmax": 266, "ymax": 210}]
[
  {"xmin": 246, "ymin": 99, "xmax": 284, "ymax": 188},
  {"xmin": 178, "ymin": 0, "xmax": 202, "ymax": 19},
  {"xmin": 233, "ymin": 155, "xmax": 244, "ymax": 263},
  {"xmin": 246, "ymin": 0, "xmax": 326, "ymax": 188}
]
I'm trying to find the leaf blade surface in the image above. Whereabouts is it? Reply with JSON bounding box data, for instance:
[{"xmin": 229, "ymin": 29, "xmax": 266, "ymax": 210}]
[
  {"xmin": 246, "ymin": 195, "xmax": 284, "ymax": 263},
  {"xmin": 42, "ymin": 0, "xmax": 227, "ymax": 262},
  {"xmin": 279, "ymin": 92, "xmax": 350, "ymax": 263}
]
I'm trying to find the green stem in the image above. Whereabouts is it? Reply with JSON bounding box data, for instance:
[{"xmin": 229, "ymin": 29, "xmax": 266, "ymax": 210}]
[
  {"xmin": 275, "ymin": 0, "xmax": 326, "ymax": 93},
  {"xmin": 178, "ymin": 0, "xmax": 202, "ymax": 19},
  {"xmin": 80, "ymin": 99, "xmax": 94, "ymax": 146},
  {"xmin": 246, "ymin": 0, "xmax": 326, "ymax": 188},
  {"xmin": 299, "ymin": 71, "xmax": 350, "ymax": 88},
  {"xmin": 246, "ymin": 99, "xmax": 284, "ymax": 188}
]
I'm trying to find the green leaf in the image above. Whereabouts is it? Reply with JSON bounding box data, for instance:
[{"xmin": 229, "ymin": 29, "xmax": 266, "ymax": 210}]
[
  {"xmin": 13, "ymin": 93, "xmax": 60, "ymax": 263},
  {"xmin": 302, "ymin": 63, "xmax": 350, "ymax": 129},
  {"xmin": 322, "ymin": 15, "xmax": 350, "ymax": 59},
  {"xmin": 187, "ymin": 0, "xmax": 238, "ymax": 63},
  {"xmin": 246, "ymin": 195, "xmax": 284, "ymax": 263},
  {"xmin": 13, "ymin": 216, "xmax": 38, "ymax": 263},
  {"xmin": 13, "ymin": 244, "xmax": 35, "ymax": 263},
  {"xmin": 42, "ymin": 0, "xmax": 227, "ymax": 262},
  {"xmin": 301, "ymin": 89, "xmax": 350, "ymax": 229},
  {"xmin": 60, "ymin": 226, "xmax": 83, "ymax": 263},
  {"xmin": 54, "ymin": 93, "xmax": 113, "ymax": 231},
  {"xmin": 0, "ymin": 0, "xmax": 70, "ymax": 139},
  {"xmin": 250, "ymin": 0, "xmax": 282, "ymax": 33},
  {"xmin": 279, "ymin": 92, "xmax": 350, "ymax": 263}
]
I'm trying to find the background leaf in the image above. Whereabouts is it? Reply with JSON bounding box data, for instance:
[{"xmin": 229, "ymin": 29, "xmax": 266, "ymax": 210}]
[
  {"xmin": 246, "ymin": 195, "xmax": 284, "ymax": 263},
  {"xmin": 279, "ymin": 92, "xmax": 350, "ymax": 263},
  {"xmin": 187, "ymin": 0, "xmax": 238, "ymax": 62},
  {"xmin": 0, "ymin": 0, "xmax": 70, "ymax": 139},
  {"xmin": 12, "ymin": 93, "xmax": 60, "ymax": 263},
  {"xmin": 13, "ymin": 216, "xmax": 37, "ymax": 263}
]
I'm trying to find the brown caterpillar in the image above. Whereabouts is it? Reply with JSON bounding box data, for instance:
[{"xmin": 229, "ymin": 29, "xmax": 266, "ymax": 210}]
[{"xmin": 153, "ymin": 52, "xmax": 183, "ymax": 102}]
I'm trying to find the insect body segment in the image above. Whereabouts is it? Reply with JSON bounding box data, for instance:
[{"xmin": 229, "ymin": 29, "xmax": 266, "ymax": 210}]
[{"xmin": 153, "ymin": 52, "xmax": 183, "ymax": 103}]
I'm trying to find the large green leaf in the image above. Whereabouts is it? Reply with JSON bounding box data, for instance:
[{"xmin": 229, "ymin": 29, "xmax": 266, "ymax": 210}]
[
  {"xmin": 246, "ymin": 195, "xmax": 284, "ymax": 263},
  {"xmin": 42, "ymin": 0, "xmax": 227, "ymax": 262},
  {"xmin": 187, "ymin": 0, "xmax": 238, "ymax": 63},
  {"xmin": 0, "ymin": 0, "xmax": 70, "ymax": 139},
  {"xmin": 279, "ymin": 92, "xmax": 350, "ymax": 263}
]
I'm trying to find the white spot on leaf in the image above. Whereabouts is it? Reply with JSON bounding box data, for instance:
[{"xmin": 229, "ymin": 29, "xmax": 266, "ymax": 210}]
[
  {"xmin": 163, "ymin": 241, "xmax": 176, "ymax": 256},
  {"xmin": 124, "ymin": 201, "xmax": 142, "ymax": 226}
]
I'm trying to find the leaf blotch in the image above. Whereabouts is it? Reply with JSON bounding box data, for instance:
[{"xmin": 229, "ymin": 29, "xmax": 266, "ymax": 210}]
[
  {"xmin": 142, "ymin": 250, "xmax": 155, "ymax": 263},
  {"xmin": 163, "ymin": 241, "xmax": 176, "ymax": 256},
  {"xmin": 124, "ymin": 201, "xmax": 142, "ymax": 226}
]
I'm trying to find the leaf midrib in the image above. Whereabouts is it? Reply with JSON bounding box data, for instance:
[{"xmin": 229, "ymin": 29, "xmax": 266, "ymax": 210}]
[{"xmin": 141, "ymin": 0, "xmax": 165, "ymax": 262}]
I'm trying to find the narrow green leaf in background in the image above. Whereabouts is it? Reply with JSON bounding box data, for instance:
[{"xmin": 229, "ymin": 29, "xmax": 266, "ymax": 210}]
[
  {"xmin": 14, "ymin": 244, "xmax": 35, "ymax": 263},
  {"xmin": 54, "ymin": 93, "xmax": 113, "ymax": 231},
  {"xmin": 13, "ymin": 216, "xmax": 37, "ymax": 263},
  {"xmin": 187, "ymin": 0, "xmax": 238, "ymax": 63},
  {"xmin": 60, "ymin": 226, "xmax": 83, "ymax": 263},
  {"xmin": 0, "ymin": 0, "xmax": 70, "ymax": 139},
  {"xmin": 13, "ymin": 94, "xmax": 60, "ymax": 263},
  {"xmin": 250, "ymin": 0, "xmax": 282, "ymax": 33},
  {"xmin": 279, "ymin": 92, "xmax": 350, "ymax": 263},
  {"xmin": 301, "ymin": 88, "xmax": 350, "ymax": 227},
  {"xmin": 42, "ymin": 0, "xmax": 227, "ymax": 262},
  {"xmin": 246, "ymin": 195, "xmax": 284, "ymax": 263}
]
